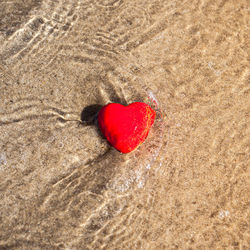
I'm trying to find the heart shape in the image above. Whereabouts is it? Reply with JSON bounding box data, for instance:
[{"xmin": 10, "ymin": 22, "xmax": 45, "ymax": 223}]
[{"xmin": 98, "ymin": 102, "xmax": 156, "ymax": 153}]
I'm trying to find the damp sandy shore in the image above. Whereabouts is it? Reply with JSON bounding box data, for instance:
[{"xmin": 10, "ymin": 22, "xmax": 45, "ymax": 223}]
[{"xmin": 0, "ymin": 0, "xmax": 249, "ymax": 249}]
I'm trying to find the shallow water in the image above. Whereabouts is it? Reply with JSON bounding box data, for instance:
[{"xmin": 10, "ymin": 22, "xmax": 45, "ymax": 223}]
[{"xmin": 0, "ymin": 0, "xmax": 249, "ymax": 249}]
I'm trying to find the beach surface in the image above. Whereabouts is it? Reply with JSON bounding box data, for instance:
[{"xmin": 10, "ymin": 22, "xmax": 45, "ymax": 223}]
[{"xmin": 0, "ymin": 0, "xmax": 249, "ymax": 249}]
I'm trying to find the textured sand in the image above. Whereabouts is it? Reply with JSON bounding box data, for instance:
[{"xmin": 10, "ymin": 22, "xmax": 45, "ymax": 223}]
[{"xmin": 0, "ymin": 0, "xmax": 249, "ymax": 249}]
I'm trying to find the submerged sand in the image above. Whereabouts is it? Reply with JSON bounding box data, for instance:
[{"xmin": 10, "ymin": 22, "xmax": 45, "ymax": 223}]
[{"xmin": 0, "ymin": 0, "xmax": 249, "ymax": 249}]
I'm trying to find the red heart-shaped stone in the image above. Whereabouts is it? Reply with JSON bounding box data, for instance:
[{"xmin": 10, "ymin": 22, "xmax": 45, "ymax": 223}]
[{"xmin": 98, "ymin": 102, "xmax": 156, "ymax": 153}]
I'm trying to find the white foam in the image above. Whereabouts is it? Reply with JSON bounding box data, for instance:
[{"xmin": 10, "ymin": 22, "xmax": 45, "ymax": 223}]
[
  {"xmin": 0, "ymin": 153, "xmax": 7, "ymax": 170},
  {"xmin": 218, "ymin": 210, "xmax": 230, "ymax": 218},
  {"xmin": 148, "ymin": 90, "xmax": 159, "ymax": 107}
]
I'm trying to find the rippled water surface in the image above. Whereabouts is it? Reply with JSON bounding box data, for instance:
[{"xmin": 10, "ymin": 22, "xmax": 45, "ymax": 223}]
[{"xmin": 0, "ymin": 0, "xmax": 249, "ymax": 249}]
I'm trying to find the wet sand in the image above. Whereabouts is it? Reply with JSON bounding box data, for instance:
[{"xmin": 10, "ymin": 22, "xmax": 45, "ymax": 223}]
[{"xmin": 0, "ymin": 0, "xmax": 249, "ymax": 249}]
